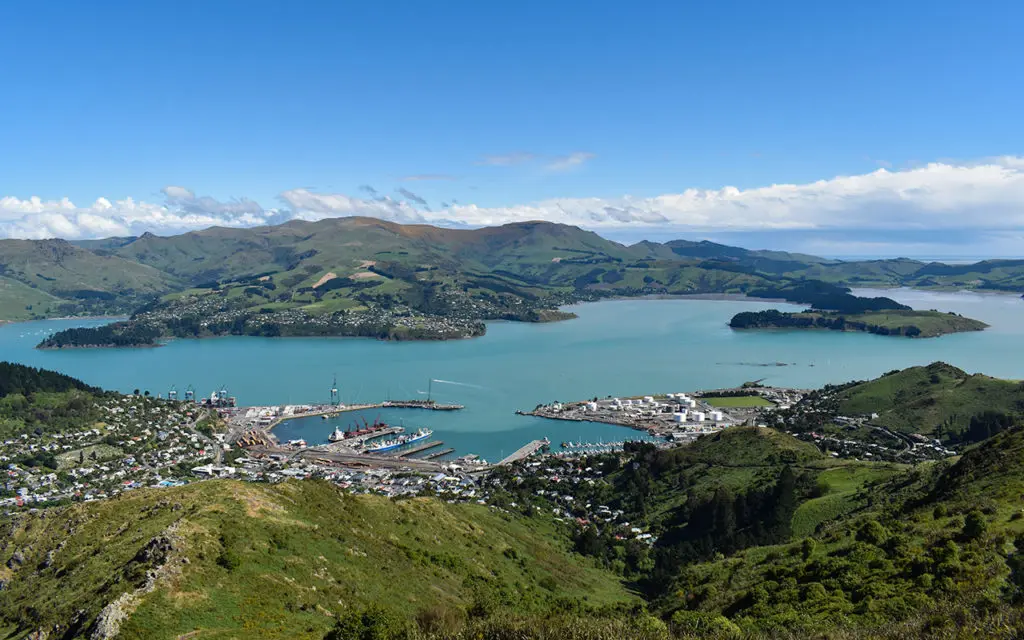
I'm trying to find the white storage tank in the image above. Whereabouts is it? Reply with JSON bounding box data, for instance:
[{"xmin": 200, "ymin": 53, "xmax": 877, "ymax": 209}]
[
  {"xmin": 586, "ymin": 402, "xmax": 598, "ymax": 412},
  {"xmin": 710, "ymin": 410, "xmax": 724, "ymax": 423},
  {"xmin": 687, "ymin": 399, "xmax": 697, "ymax": 408},
  {"xmin": 674, "ymin": 412, "xmax": 687, "ymax": 423},
  {"xmin": 643, "ymin": 396, "xmax": 655, "ymax": 403},
  {"xmin": 692, "ymin": 411, "xmax": 706, "ymax": 422}
]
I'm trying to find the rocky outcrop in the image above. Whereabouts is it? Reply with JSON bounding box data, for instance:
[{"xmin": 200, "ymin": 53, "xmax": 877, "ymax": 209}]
[{"xmin": 89, "ymin": 525, "xmax": 182, "ymax": 640}]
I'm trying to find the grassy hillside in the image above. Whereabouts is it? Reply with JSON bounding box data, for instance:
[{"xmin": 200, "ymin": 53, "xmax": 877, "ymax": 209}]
[
  {"xmin": 0, "ymin": 275, "xmax": 60, "ymax": 321},
  {"xmin": 7, "ymin": 215, "xmax": 1024, "ymax": 330},
  {"xmin": 0, "ymin": 480, "xmax": 636, "ymax": 639},
  {"xmin": 0, "ymin": 238, "xmax": 178, "ymax": 319},
  {"xmin": 656, "ymin": 425, "xmax": 1024, "ymax": 637},
  {"xmin": 837, "ymin": 362, "xmax": 1024, "ymax": 438}
]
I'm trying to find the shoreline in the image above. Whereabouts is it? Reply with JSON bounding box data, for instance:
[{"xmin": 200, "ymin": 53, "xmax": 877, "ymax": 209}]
[{"xmin": 12, "ymin": 287, "xmax": 1016, "ymax": 348}]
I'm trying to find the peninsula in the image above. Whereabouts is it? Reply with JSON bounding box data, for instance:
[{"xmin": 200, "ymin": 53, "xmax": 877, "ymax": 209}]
[{"xmin": 0, "ymin": 217, "xmax": 1004, "ymax": 348}]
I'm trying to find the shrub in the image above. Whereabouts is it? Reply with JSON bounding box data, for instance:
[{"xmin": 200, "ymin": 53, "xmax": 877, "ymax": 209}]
[
  {"xmin": 856, "ymin": 519, "xmax": 889, "ymax": 547},
  {"xmin": 670, "ymin": 610, "xmax": 741, "ymax": 637},
  {"xmin": 326, "ymin": 605, "xmax": 405, "ymax": 640},
  {"xmin": 963, "ymin": 510, "xmax": 988, "ymax": 540}
]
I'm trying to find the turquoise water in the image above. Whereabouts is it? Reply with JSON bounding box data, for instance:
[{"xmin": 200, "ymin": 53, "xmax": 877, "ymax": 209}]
[{"xmin": 1, "ymin": 290, "xmax": 1022, "ymax": 461}]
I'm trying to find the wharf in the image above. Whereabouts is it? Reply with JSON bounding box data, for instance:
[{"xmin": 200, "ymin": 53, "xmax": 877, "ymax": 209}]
[
  {"xmin": 395, "ymin": 440, "xmax": 444, "ymax": 458},
  {"xmin": 498, "ymin": 438, "xmax": 550, "ymax": 466},
  {"xmin": 383, "ymin": 400, "xmax": 464, "ymax": 411},
  {"xmin": 423, "ymin": 447, "xmax": 455, "ymax": 460}
]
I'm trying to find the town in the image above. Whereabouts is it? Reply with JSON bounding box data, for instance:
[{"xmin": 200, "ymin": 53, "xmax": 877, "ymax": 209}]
[{"xmin": 3, "ymin": 377, "xmax": 958, "ymax": 513}]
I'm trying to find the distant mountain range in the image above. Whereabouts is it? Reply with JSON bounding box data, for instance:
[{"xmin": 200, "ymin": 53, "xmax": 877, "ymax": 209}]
[{"xmin": 2, "ymin": 217, "xmax": 1022, "ymax": 339}]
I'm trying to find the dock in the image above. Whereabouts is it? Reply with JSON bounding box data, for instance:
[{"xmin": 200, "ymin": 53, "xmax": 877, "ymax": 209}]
[
  {"xmin": 498, "ymin": 438, "xmax": 550, "ymax": 466},
  {"xmin": 395, "ymin": 440, "xmax": 444, "ymax": 458},
  {"xmin": 383, "ymin": 400, "xmax": 464, "ymax": 411},
  {"xmin": 422, "ymin": 447, "xmax": 455, "ymax": 460}
]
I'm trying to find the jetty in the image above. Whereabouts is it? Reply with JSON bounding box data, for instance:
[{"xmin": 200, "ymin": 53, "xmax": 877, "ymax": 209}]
[
  {"xmin": 498, "ymin": 438, "xmax": 550, "ymax": 466},
  {"xmin": 395, "ymin": 440, "xmax": 445, "ymax": 458},
  {"xmin": 383, "ymin": 400, "xmax": 464, "ymax": 411},
  {"xmin": 423, "ymin": 447, "xmax": 455, "ymax": 460}
]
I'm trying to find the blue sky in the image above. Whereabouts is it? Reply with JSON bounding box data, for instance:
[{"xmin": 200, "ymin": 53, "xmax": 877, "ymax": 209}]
[{"xmin": 2, "ymin": 1, "xmax": 1023, "ymax": 257}]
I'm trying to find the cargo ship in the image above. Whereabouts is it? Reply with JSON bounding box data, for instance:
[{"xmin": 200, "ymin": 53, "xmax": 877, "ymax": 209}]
[
  {"xmin": 328, "ymin": 417, "xmax": 390, "ymax": 442},
  {"xmin": 364, "ymin": 428, "xmax": 433, "ymax": 454}
]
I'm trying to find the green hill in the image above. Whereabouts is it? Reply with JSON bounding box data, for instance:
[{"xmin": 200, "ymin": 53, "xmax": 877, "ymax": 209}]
[
  {"xmin": 0, "ymin": 238, "xmax": 178, "ymax": 318},
  {"xmin": 837, "ymin": 362, "xmax": 1024, "ymax": 439},
  {"xmin": 0, "ymin": 479, "xmax": 636, "ymax": 640},
  {"xmin": 4, "ymin": 216, "xmax": 1023, "ymax": 336},
  {"xmin": 656, "ymin": 425, "xmax": 1024, "ymax": 637}
]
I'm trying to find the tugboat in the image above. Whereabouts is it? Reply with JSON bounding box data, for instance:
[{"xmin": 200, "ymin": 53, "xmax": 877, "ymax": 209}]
[{"xmin": 327, "ymin": 426, "xmax": 346, "ymax": 442}]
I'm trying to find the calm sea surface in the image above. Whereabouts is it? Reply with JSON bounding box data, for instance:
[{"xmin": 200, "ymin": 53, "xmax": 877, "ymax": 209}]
[{"xmin": 1, "ymin": 289, "xmax": 1021, "ymax": 461}]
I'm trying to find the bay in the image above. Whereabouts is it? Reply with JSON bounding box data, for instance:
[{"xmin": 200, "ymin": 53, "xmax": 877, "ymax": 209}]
[{"xmin": 1, "ymin": 289, "xmax": 1021, "ymax": 461}]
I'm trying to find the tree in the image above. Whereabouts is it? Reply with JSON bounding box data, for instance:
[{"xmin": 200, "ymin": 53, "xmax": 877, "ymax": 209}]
[{"xmin": 964, "ymin": 510, "xmax": 988, "ymax": 540}]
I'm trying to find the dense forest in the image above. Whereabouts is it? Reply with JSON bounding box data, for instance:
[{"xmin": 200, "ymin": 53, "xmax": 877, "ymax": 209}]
[
  {"xmin": 0, "ymin": 362, "xmax": 106, "ymax": 441},
  {"xmin": 730, "ymin": 309, "xmax": 925, "ymax": 336},
  {"xmin": 37, "ymin": 323, "xmax": 162, "ymax": 348},
  {"xmin": 0, "ymin": 361, "xmax": 100, "ymax": 397}
]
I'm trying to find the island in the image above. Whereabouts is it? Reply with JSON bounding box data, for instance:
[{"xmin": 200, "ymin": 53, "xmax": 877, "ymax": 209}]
[{"xmin": 729, "ymin": 308, "xmax": 988, "ymax": 338}]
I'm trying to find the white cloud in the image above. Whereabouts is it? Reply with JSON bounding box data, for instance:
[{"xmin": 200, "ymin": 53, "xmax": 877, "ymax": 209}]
[
  {"xmin": 545, "ymin": 151, "xmax": 595, "ymax": 172},
  {"xmin": 277, "ymin": 189, "xmax": 426, "ymax": 224},
  {"xmin": 3, "ymin": 160, "xmax": 1024, "ymax": 249}
]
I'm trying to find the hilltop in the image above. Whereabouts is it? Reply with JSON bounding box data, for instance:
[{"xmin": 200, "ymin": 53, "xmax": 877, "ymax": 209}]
[{"xmin": 836, "ymin": 362, "xmax": 1024, "ymax": 441}]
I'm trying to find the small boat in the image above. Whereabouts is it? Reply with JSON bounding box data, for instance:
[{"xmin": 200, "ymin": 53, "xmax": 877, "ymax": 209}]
[{"xmin": 287, "ymin": 439, "xmax": 307, "ymax": 447}]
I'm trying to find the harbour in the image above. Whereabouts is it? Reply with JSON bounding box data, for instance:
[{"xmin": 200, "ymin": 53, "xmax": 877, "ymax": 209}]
[{"xmin": 4, "ymin": 292, "xmax": 1024, "ymax": 463}]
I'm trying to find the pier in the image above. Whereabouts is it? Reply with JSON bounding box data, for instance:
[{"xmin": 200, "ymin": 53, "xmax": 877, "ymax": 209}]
[
  {"xmin": 498, "ymin": 438, "xmax": 550, "ymax": 466},
  {"xmin": 395, "ymin": 440, "xmax": 445, "ymax": 458},
  {"xmin": 383, "ymin": 400, "xmax": 464, "ymax": 411},
  {"xmin": 422, "ymin": 447, "xmax": 455, "ymax": 460}
]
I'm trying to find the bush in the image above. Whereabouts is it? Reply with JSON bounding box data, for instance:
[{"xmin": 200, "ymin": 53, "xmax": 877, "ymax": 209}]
[
  {"xmin": 963, "ymin": 510, "xmax": 988, "ymax": 540},
  {"xmin": 326, "ymin": 605, "xmax": 405, "ymax": 640},
  {"xmin": 856, "ymin": 519, "xmax": 889, "ymax": 547},
  {"xmin": 670, "ymin": 610, "xmax": 741, "ymax": 637}
]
